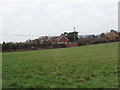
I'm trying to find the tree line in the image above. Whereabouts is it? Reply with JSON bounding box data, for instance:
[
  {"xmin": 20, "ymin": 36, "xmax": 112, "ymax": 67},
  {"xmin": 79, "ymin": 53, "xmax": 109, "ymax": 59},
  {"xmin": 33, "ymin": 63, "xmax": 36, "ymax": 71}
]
[
  {"xmin": 2, "ymin": 29, "xmax": 120, "ymax": 52},
  {"xmin": 77, "ymin": 30, "xmax": 119, "ymax": 46}
]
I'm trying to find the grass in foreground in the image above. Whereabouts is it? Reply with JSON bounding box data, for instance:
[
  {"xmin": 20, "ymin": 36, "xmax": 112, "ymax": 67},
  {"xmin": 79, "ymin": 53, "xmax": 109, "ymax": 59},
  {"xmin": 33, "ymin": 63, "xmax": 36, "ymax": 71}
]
[{"xmin": 2, "ymin": 42, "xmax": 118, "ymax": 88}]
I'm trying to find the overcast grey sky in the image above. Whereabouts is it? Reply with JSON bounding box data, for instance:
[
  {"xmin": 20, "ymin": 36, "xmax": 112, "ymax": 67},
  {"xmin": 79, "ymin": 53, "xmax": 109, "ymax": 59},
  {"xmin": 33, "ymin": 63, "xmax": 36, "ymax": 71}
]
[{"xmin": 1, "ymin": 0, "xmax": 119, "ymax": 43}]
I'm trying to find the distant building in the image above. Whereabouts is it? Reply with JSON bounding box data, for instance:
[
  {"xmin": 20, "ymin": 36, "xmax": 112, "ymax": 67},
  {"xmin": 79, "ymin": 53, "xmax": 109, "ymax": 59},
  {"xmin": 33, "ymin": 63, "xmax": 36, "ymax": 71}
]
[
  {"xmin": 49, "ymin": 35, "xmax": 77, "ymax": 47},
  {"xmin": 48, "ymin": 35, "xmax": 68, "ymax": 44},
  {"xmin": 58, "ymin": 35, "xmax": 69, "ymax": 44},
  {"xmin": 78, "ymin": 34, "xmax": 95, "ymax": 38}
]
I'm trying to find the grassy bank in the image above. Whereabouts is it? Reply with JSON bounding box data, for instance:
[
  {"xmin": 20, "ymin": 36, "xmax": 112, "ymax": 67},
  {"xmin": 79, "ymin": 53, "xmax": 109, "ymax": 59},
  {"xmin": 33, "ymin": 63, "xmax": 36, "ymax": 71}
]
[{"xmin": 2, "ymin": 42, "xmax": 118, "ymax": 88}]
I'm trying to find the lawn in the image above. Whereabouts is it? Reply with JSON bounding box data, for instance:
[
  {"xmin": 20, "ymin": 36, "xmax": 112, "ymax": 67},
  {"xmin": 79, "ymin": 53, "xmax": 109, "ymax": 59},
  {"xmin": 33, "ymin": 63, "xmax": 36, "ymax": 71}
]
[{"xmin": 2, "ymin": 42, "xmax": 118, "ymax": 88}]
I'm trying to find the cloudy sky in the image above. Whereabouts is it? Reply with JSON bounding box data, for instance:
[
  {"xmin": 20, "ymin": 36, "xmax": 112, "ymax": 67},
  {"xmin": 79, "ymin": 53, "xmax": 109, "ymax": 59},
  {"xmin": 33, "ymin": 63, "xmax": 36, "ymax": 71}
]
[{"xmin": 0, "ymin": 0, "xmax": 119, "ymax": 43}]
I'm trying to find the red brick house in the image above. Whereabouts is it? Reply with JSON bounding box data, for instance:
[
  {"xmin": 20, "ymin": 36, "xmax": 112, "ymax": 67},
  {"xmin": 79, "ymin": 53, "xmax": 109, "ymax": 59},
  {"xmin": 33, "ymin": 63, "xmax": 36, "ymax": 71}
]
[
  {"xmin": 49, "ymin": 35, "xmax": 68, "ymax": 44},
  {"xmin": 49, "ymin": 35, "xmax": 77, "ymax": 47},
  {"xmin": 58, "ymin": 35, "xmax": 69, "ymax": 44}
]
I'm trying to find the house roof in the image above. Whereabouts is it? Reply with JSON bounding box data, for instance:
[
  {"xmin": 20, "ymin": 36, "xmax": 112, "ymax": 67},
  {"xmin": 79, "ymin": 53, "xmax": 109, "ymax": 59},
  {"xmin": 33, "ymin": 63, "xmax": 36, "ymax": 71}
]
[{"xmin": 58, "ymin": 35, "xmax": 69, "ymax": 41}]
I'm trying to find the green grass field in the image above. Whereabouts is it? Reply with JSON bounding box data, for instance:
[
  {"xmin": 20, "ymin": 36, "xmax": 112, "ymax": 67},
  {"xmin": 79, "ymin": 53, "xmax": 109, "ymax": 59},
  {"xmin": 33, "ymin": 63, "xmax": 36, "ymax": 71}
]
[{"xmin": 2, "ymin": 42, "xmax": 118, "ymax": 88}]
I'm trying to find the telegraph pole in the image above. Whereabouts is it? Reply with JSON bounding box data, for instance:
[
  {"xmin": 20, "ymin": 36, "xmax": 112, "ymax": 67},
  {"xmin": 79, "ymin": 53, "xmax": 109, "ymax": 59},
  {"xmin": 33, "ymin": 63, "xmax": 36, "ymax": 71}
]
[{"xmin": 73, "ymin": 27, "xmax": 76, "ymax": 43}]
